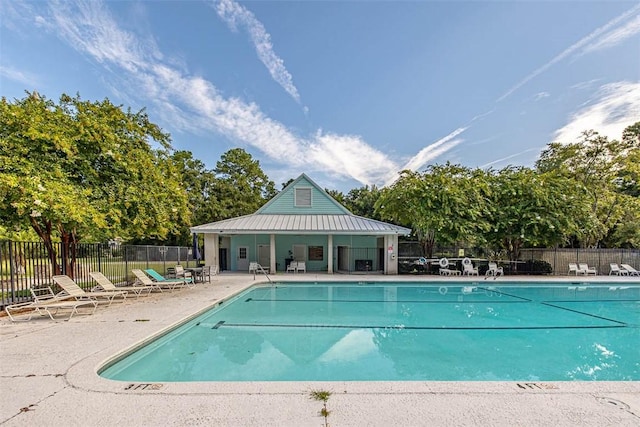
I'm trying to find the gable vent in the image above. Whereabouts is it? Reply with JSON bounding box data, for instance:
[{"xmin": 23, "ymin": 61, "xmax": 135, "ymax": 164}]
[{"xmin": 295, "ymin": 188, "xmax": 312, "ymax": 207}]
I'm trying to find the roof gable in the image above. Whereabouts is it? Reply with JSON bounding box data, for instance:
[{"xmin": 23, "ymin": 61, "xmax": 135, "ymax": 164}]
[{"xmin": 257, "ymin": 174, "xmax": 351, "ymax": 215}]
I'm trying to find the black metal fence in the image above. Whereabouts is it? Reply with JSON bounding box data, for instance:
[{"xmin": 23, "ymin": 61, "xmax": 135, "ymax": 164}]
[
  {"xmin": 398, "ymin": 242, "xmax": 640, "ymax": 276},
  {"xmin": 0, "ymin": 240, "xmax": 198, "ymax": 308}
]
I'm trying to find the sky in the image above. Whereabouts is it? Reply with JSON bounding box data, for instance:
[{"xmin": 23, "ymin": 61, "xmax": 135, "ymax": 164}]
[{"xmin": 1, "ymin": 0, "xmax": 639, "ymax": 192}]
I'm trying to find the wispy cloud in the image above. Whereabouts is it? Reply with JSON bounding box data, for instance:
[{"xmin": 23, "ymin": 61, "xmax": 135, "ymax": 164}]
[
  {"xmin": 497, "ymin": 4, "xmax": 640, "ymax": 102},
  {"xmin": 0, "ymin": 65, "xmax": 38, "ymax": 87},
  {"xmin": 553, "ymin": 81, "xmax": 640, "ymax": 143},
  {"xmin": 581, "ymin": 13, "xmax": 640, "ymax": 54},
  {"xmin": 533, "ymin": 92, "xmax": 550, "ymax": 101},
  {"xmin": 214, "ymin": 0, "xmax": 302, "ymax": 105},
  {"xmin": 401, "ymin": 127, "xmax": 467, "ymax": 172},
  {"xmin": 36, "ymin": 0, "xmax": 396, "ymax": 186},
  {"xmin": 480, "ymin": 148, "xmax": 539, "ymax": 169}
]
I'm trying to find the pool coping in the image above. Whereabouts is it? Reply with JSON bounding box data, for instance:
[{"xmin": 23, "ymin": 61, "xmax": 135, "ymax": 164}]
[{"xmin": 2, "ymin": 273, "xmax": 640, "ymax": 426}]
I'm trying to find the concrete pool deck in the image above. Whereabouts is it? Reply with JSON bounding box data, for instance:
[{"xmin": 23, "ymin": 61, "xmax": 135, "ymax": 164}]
[{"xmin": 1, "ymin": 274, "xmax": 639, "ymax": 426}]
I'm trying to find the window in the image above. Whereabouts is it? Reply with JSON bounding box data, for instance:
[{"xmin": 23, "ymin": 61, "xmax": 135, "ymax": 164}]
[
  {"xmin": 308, "ymin": 246, "xmax": 324, "ymax": 261},
  {"xmin": 295, "ymin": 187, "xmax": 312, "ymax": 207}
]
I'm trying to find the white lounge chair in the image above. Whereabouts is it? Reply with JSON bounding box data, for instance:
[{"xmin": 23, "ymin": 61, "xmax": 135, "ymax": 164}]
[
  {"xmin": 131, "ymin": 269, "xmax": 190, "ymax": 291},
  {"xmin": 89, "ymin": 271, "xmax": 155, "ymax": 297},
  {"xmin": 609, "ymin": 263, "xmax": 628, "ymax": 276},
  {"xmin": 438, "ymin": 258, "xmax": 460, "ymax": 276},
  {"xmin": 578, "ymin": 263, "xmax": 597, "ymax": 275},
  {"xmin": 568, "ymin": 263, "xmax": 579, "ymax": 275},
  {"xmin": 5, "ymin": 286, "xmax": 98, "ymax": 321},
  {"xmin": 53, "ymin": 275, "xmax": 127, "ymax": 306},
  {"xmin": 621, "ymin": 264, "xmax": 640, "ymax": 276},
  {"xmin": 485, "ymin": 262, "xmax": 504, "ymax": 276}
]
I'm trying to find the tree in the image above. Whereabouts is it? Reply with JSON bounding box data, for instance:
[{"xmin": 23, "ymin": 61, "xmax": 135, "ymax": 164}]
[
  {"xmin": 166, "ymin": 150, "xmax": 219, "ymax": 245},
  {"xmin": 213, "ymin": 148, "xmax": 276, "ymax": 219},
  {"xmin": 343, "ymin": 185, "xmax": 383, "ymax": 220},
  {"xmin": 536, "ymin": 125, "xmax": 639, "ymax": 247},
  {"xmin": 375, "ymin": 164, "xmax": 491, "ymax": 257},
  {"xmin": 485, "ymin": 167, "xmax": 590, "ymax": 262},
  {"xmin": 0, "ymin": 92, "xmax": 190, "ymax": 276}
]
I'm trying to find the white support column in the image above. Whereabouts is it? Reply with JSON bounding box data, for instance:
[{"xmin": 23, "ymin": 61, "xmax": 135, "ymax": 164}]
[
  {"xmin": 327, "ymin": 234, "xmax": 333, "ymax": 274},
  {"xmin": 385, "ymin": 235, "xmax": 399, "ymax": 275},
  {"xmin": 270, "ymin": 234, "xmax": 276, "ymax": 273},
  {"xmin": 204, "ymin": 234, "xmax": 219, "ymax": 270}
]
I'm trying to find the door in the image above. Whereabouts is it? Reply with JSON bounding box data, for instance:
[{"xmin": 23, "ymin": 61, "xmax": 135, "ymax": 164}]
[
  {"xmin": 237, "ymin": 246, "xmax": 249, "ymax": 271},
  {"xmin": 218, "ymin": 248, "xmax": 227, "ymax": 271},
  {"xmin": 338, "ymin": 245, "xmax": 349, "ymax": 272},
  {"xmin": 257, "ymin": 245, "xmax": 270, "ymax": 268}
]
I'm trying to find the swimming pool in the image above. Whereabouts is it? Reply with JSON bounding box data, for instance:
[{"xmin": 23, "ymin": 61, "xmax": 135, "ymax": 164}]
[{"xmin": 99, "ymin": 282, "xmax": 640, "ymax": 382}]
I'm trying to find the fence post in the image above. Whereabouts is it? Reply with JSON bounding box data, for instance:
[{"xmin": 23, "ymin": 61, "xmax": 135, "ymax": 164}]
[{"xmin": 8, "ymin": 241, "xmax": 16, "ymax": 304}]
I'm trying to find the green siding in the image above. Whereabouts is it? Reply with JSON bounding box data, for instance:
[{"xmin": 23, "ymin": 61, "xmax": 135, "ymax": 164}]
[{"xmin": 259, "ymin": 175, "xmax": 349, "ymax": 215}]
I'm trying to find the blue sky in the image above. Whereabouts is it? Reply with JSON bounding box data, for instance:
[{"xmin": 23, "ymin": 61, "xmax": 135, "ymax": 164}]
[{"xmin": 1, "ymin": 1, "xmax": 639, "ymax": 192}]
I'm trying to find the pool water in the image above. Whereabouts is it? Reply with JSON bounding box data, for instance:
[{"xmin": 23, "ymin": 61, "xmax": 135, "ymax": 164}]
[{"xmin": 100, "ymin": 283, "xmax": 640, "ymax": 381}]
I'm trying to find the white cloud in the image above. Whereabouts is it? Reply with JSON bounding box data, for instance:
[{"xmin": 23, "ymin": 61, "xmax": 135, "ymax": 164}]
[
  {"xmin": 581, "ymin": 13, "xmax": 640, "ymax": 54},
  {"xmin": 400, "ymin": 127, "xmax": 467, "ymax": 172},
  {"xmin": 39, "ymin": 0, "xmax": 410, "ymax": 187},
  {"xmin": 480, "ymin": 148, "xmax": 539, "ymax": 169},
  {"xmin": 214, "ymin": 0, "xmax": 302, "ymax": 105},
  {"xmin": 498, "ymin": 4, "xmax": 640, "ymax": 102},
  {"xmin": 534, "ymin": 92, "xmax": 550, "ymax": 101},
  {"xmin": 553, "ymin": 81, "xmax": 640, "ymax": 143},
  {"xmin": 0, "ymin": 65, "xmax": 38, "ymax": 87}
]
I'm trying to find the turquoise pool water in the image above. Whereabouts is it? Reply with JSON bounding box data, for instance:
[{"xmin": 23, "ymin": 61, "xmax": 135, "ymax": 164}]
[{"xmin": 100, "ymin": 283, "xmax": 640, "ymax": 381}]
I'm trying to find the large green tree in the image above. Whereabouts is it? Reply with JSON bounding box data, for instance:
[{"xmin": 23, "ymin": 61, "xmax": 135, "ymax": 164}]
[
  {"xmin": 485, "ymin": 167, "xmax": 591, "ymax": 262},
  {"xmin": 213, "ymin": 148, "xmax": 276, "ymax": 219},
  {"xmin": 536, "ymin": 124, "xmax": 640, "ymax": 247},
  {"xmin": 375, "ymin": 164, "xmax": 491, "ymax": 257},
  {"xmin": 0, "ymin": 92, "xmax": 189, "ymax": 275}
]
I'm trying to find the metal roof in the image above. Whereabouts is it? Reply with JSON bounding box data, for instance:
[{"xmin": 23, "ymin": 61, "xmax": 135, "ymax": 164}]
[{"xmin": 190, "ymin": 214, "xmax": 411, "ymax": 236}]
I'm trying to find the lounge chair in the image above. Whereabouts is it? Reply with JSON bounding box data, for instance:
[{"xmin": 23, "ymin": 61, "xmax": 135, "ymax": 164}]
[
  {"xmin": 5, "ymin": 286, "xmax": 98, "ymax": 322},
  {"xmin": 485, "ymin": 262, "xmax": 504, "ymax": 276},
  {"xmin": 143, "ymin": 269, "xmax": 195, "ymax": 290},
  {"xmin": 568, "ymin": 263, "xmax": 579, "ymax": 275},
  {"xmin": 621, "ymin": 264, "xmax": 640, "ymax": 276},
  {"xmin": 438, "ymin": 258, "xmax": 460, "ymax": 276},
  {"xmin": 578, "ymin": 263, "xmax": 597, "ymax": 275},
  {"xmin": 53, "ymin": 275, "xmax": 128, "ymax": 306},
  {"xmin": 89, "ymin": 271, "xmax": 156, "ymax": 297},
  {"xmin": 609, "ymin": 263, "xmax": 628, "ymax": 276}
]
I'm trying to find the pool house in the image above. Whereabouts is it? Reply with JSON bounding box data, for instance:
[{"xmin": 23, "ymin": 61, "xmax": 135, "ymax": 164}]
[{"xmin": 190, "ymin": 174, "xmax": 411, "ymax": 274}]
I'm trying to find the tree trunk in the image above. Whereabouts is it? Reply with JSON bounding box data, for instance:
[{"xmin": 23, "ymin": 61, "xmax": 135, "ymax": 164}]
[{"xmin": 30, "ymin": 217, "xmax": 62, "ymax": 275}]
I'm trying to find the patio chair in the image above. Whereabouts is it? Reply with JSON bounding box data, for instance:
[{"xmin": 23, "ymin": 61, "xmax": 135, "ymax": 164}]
[
  {"xmin": 89, "ymin": 271, "xmax": 156, "ymax": 297},
  {"xmin": 621, "ymin": 264, "xmax": 640, "ymax": 276},
  {"xmin": 174, "ymin": 265, "xmax": 193, "ymax": 280},
  {"xmin": 200, "ymin": 265, "xmax": 217, "ymax": 283},
  {"xmin": 485, "ymin": 262, "xmax": 504, "ymax": 276},
  {"xmin": 5, "ymin": 286, "xmax": 98, "ymax": 322},
  {"xmin": 286, "ymin": 261, "xmax": 298, "ymax": 273},
  {"xmin": 609, "ymin": 263, "xmax": 628, "ymax": 276},
  {"xmin": 462, "ymin": 261, "xmax": 479, "ymax": 276},
  {"xmin": 249, "ymin": 262, "xmax": 270, "ymax": 274},
  {"xmin": 296, "ymin": 261, "xmax": 306, "ymax": 273},
  {"xmin": 578, "ymin": 263, "xmax": 597, "ymax": 275},
  {"xmin": 53, "ymin": 275, "xmax": 128, "ymax": 306},
  {"xmin": 143, "ymin": 269, "xmax": 195, "ymax": 290},
  {"xmin": 568, "ymin": 263, "xmax": 579, "ymax": 275}
]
